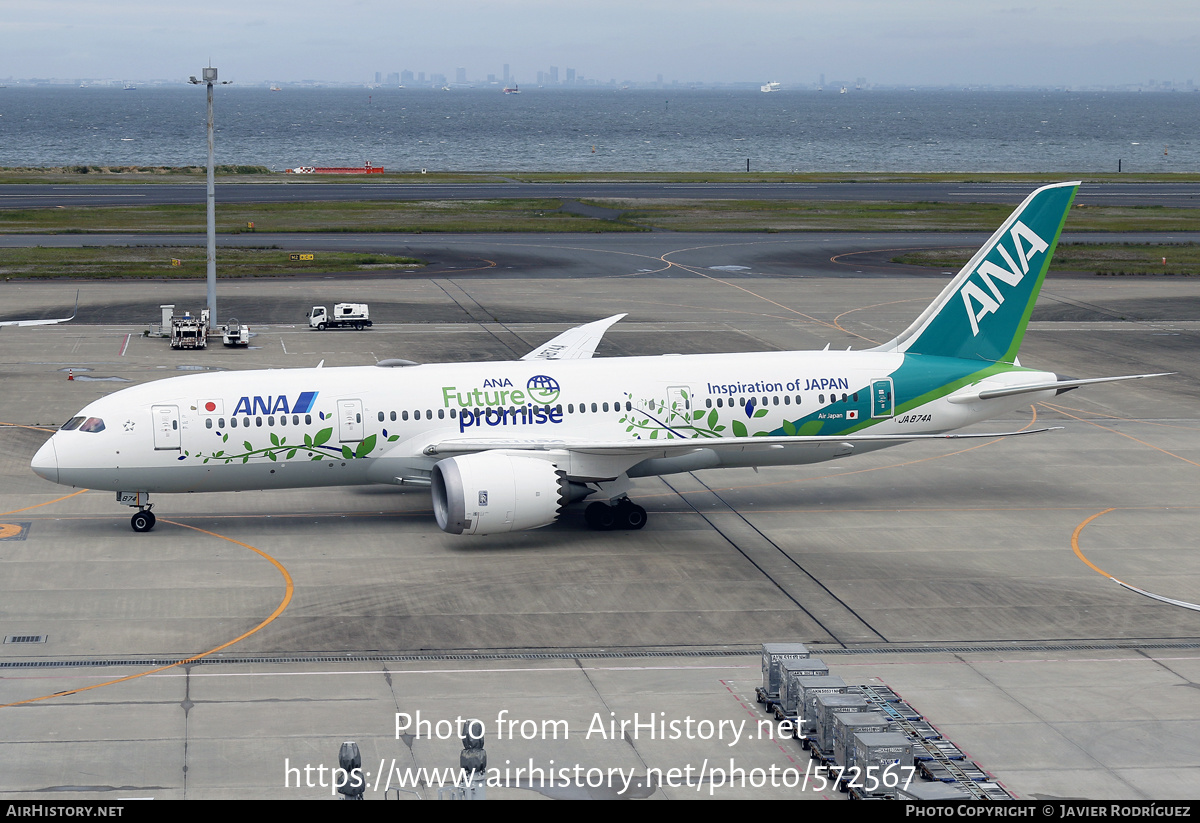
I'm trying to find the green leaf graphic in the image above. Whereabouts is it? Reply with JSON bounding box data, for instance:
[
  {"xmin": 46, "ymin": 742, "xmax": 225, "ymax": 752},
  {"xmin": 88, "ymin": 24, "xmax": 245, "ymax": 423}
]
[
  {"xmin": 355, "ymin": 434, "xmax": 377, "ymax": 459},
  {"xmin": 732, "ymin": 420, "xmax": 747, "ymax": 438}
]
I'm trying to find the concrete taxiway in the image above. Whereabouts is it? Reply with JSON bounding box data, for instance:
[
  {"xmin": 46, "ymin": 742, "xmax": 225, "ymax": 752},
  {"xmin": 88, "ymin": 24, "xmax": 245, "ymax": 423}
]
[{"xmin": 0, "ymin": 238, "xmax": 1199, "ymax": 799}]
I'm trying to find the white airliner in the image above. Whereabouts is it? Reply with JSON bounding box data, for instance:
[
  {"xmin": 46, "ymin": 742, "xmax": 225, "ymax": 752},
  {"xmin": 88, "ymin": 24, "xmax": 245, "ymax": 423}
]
[{"xmin": 32, "ymin": 183, "xmax": 1162, "ymax": 535}]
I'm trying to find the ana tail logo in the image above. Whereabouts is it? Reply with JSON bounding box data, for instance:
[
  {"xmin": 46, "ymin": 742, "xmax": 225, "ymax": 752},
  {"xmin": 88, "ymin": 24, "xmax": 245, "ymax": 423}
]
[{"xmin": 960, "ymin": 220, "xmax": 1049, "ymax": 336}]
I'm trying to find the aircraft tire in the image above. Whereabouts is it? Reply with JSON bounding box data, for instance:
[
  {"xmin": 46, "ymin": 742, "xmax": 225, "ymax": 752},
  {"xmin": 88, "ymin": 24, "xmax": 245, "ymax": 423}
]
[
  {"xmin": 617, "ymin": 501, "xmax": 647, "ymax": 530},
  {"xmin": 585, "ymin": 502, "xmax": 615, "ymax": 531},
  {"xmin": 131, "ymin": 510, "xmax": 156, "ymax": 533}
]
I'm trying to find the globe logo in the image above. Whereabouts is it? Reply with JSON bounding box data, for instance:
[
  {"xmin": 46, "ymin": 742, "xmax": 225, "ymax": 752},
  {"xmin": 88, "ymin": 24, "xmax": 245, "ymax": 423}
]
[{"xmin": 526, "ymin": 374, "xmax": 561, "ymax": 405}]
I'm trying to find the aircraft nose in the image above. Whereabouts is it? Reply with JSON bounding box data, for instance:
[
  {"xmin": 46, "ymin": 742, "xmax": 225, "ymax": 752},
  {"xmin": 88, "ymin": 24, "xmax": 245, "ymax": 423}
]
[{"xmin": 31, "ymin": 437, "xmax": 59, "ymax": 484}]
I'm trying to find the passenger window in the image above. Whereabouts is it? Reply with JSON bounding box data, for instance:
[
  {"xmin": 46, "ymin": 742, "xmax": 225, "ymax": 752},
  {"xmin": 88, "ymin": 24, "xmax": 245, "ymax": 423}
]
[
  {"xmin": 219, "ymin": 418, "xmax": 226, "ymax": 427},
  {"xmin": 390, "ymin": 411, "xmax": 397, "ymax": 422},
  {"xmin": 206, "ymin": 418, "xmax": 213, "ymax": 429},
  {"xmin": 378, "ymin": 412, "xmax": 385, "ymax": 422},
  {"xmin": 438, "ymin": 409, "xmax": 445, "ymax": 419},
  {"xmin": 268, "ymin": 416, "xmax": 275, "ymax": 426},
  {"xmin": 591, "ymin": 403, "xmax": 598, "ymax": 413},
  {"xmin": 305, "ymin": 414, "xmax": 312, "ymax": 425},
  {"xmin": 402, "ymin": 411, "xmax": 409, "ymax": 421},
  {"xmin": 603, "ymin": 402, "xmax": 609, "ymax": 412},
  {"xmin": 256, "ymin": 417, "xmax": 263, "ymax": 427}
]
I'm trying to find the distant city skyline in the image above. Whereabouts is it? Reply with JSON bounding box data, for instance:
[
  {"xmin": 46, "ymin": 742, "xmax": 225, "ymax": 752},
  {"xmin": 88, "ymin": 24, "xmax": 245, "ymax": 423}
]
[{"xmin": 4, "ymin": 1, "xmax": 1198, "ymax": 88}]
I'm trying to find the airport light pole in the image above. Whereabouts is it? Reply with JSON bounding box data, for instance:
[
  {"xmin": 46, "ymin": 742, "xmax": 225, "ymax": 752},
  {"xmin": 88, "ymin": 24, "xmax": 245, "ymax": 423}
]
[{"xmin": 189, "ymin": 67, "xmax": 228, "ymax": 331}]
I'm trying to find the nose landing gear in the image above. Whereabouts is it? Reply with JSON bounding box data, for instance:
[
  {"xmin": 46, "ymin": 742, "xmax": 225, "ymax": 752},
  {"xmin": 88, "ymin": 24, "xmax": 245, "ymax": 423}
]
[
  {"xmin": 118, "ymin": 491, "xmax": 156, "ymax": 532},
  {"xmin": 131, "ymin": 509, "xmax": 157, "ymax": 533}
]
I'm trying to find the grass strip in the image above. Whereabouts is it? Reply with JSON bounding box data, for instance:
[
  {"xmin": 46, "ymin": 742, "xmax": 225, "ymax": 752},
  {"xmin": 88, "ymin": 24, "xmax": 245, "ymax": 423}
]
[
  {"xmin": 595, "ymin": 199, "xmax": 1200, "ymax": 233},
  {"xmin": 893, "ymin": 242, "xmax": 1200, "ymax": 276},
  {"xmin": 0, "ymin": 246, "xmax": 424, "ymax": 279},
  {"xmin": 0, "ymin": 199, "xmax": 642, "ymax": 234},
  {"xmin": 1, "ymin": 198, "xmax": 1195, "ymax": 235}
]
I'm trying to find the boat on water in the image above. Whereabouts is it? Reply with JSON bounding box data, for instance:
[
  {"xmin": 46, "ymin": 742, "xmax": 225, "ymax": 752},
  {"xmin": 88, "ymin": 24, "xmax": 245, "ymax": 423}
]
[
  {"xmin": 503, "ymin": 84, "xmax": 520, "ymax": 94},
  {"xmin": 760, "ymin": 81, "xmax": 781, "ymax": 93}
]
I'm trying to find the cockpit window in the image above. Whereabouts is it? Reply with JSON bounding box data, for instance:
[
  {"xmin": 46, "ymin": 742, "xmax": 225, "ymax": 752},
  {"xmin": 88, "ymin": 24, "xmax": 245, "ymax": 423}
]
[
  {"xmin": 79, "ymin": 417, "xmax": 106, "ymax": 433},
  {"xmin": 60, "ymin": 417, "xmax": 85, "ymax": 431}
]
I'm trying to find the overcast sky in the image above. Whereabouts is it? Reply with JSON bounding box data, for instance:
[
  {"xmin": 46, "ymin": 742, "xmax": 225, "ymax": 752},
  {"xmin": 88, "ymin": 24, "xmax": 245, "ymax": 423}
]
[{"xmin": 4, "ymin": 1, "xmax": 1197, "ymax": 87}]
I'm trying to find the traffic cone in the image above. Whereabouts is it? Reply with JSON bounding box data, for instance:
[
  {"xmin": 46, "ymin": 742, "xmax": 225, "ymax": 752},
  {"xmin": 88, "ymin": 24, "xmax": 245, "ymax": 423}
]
[{"xmin": 67, "ymin": 369, "xmax": 74, "ymax": 381}]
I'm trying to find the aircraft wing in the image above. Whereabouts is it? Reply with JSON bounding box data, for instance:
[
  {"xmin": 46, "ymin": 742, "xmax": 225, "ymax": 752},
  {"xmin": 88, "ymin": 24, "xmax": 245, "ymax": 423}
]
[
  {"xmin": 520, "ymin": 314, "xmax": 626, "ymax": 361},
  {"xmin": 422, "ymin": 426, "xmax": 1058, "ymax": 457},
  {"xmin": 0, "ymin": 290, "xmax": 78, "ymax": 327}
]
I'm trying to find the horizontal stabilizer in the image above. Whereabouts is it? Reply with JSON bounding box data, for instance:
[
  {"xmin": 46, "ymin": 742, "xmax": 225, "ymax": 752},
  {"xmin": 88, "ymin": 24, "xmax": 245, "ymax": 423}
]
[{"xmin": 948, "ymin": 372, "xmax": 1171, "ymax": 404}]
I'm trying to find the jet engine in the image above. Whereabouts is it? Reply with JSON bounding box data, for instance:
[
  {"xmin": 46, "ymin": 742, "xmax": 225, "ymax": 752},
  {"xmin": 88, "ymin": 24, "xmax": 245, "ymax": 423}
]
[{"xmin": 431, "ymin": 452, "xmax": 569, "ymax": 535}]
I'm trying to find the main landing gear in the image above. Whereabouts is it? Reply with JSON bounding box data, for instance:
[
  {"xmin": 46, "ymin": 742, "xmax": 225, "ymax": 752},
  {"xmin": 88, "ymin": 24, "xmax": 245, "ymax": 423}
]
[
  {"xmin": 118, "ymin": 492, "xmax": 156, "ymax": 532},
  {"xmin": 584, "ymin": 499, "xmax": 647, "ymax": 531}
]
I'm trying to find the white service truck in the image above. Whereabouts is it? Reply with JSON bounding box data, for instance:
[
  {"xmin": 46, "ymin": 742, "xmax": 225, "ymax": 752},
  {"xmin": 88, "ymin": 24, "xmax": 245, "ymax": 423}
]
[
  {"xmin": 221, "ymin": 318, "xmax": 250, "ymax": 347},
  {"xmin": 308, "ymin": 303, "xmax": 372, "ymax": 331}
]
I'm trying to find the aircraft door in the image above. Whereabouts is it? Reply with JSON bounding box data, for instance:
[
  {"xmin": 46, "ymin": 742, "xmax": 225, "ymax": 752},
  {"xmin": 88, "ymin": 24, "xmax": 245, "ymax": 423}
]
[
  {"xmin": 337, "ymin": 398, "xmax": 364, "ymax": 442},
  {"xmin": 151, "ymin": 405, "xmax": 181, "ymax": 450},
  {"xmin": 871, "ymin": 378, "xmax": 894, "ymax": 418},
  {"xmin": 667, "ymin": 385, "xmax": 692, "ymax": 425}
]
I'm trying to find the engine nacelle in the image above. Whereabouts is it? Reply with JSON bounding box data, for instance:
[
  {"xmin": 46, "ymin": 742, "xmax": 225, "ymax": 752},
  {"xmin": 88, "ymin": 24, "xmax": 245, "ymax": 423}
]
[{"xmin": 431, "ymin": 452, "xmax": 569, "ymax": 535}]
